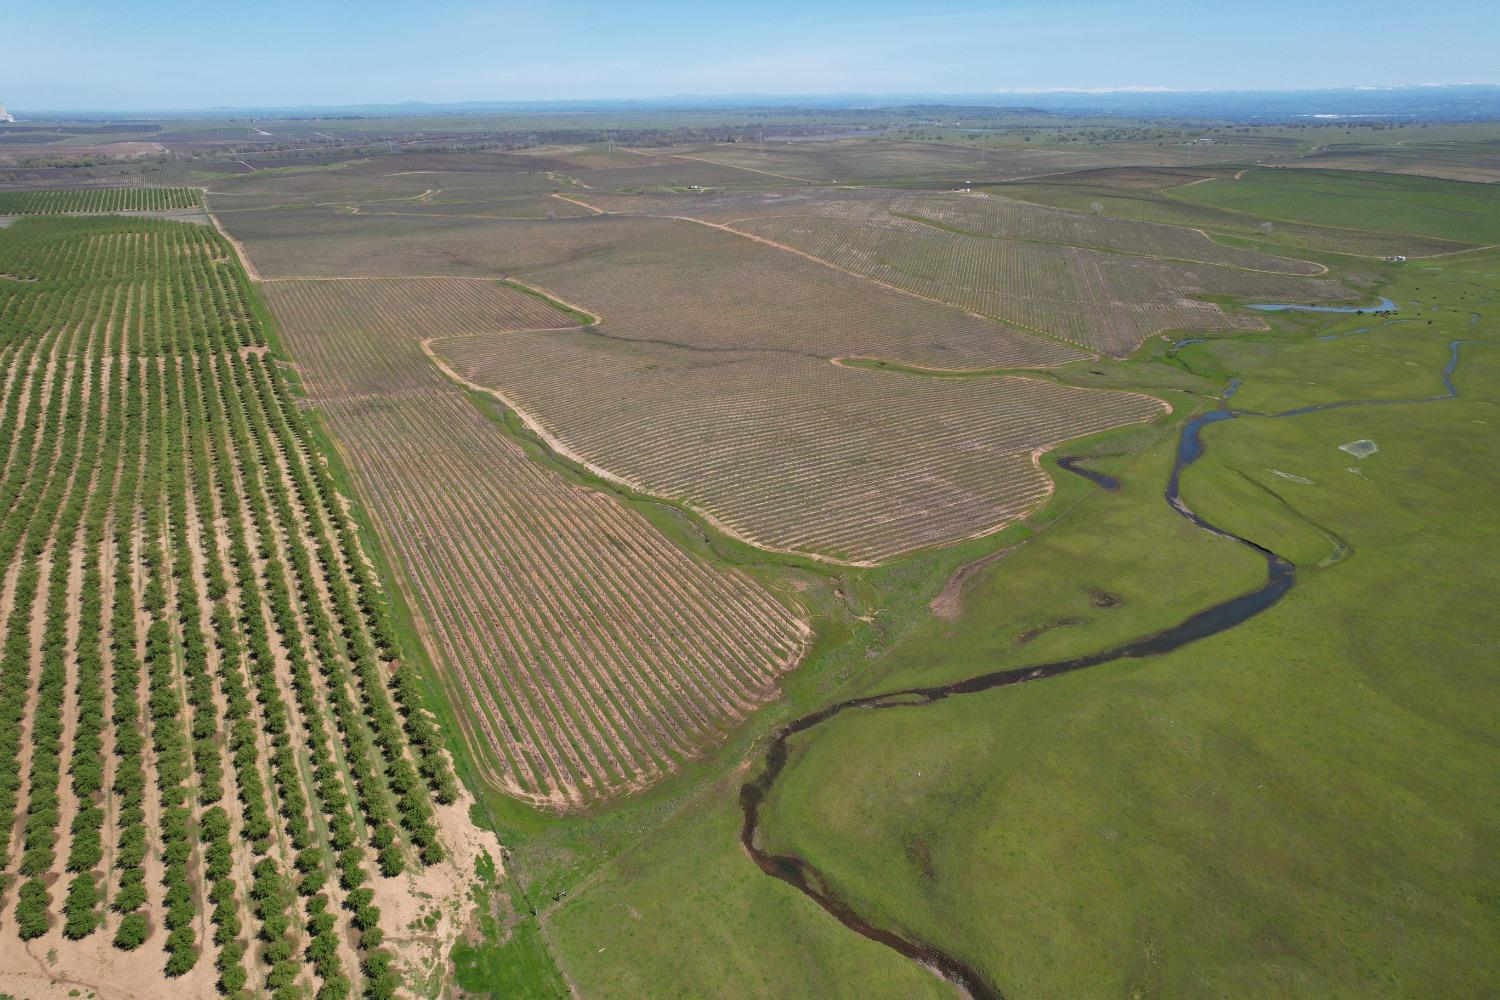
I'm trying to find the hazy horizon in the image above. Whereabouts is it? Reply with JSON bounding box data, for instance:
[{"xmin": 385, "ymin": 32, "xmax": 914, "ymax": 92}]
[
  {"xmin": 6, "ymin": 0, "xmax": 1499, "ymax": 111},
  {"xmin": 4, "ymin": 85, "xmax": 1500, "ymax": 117}
]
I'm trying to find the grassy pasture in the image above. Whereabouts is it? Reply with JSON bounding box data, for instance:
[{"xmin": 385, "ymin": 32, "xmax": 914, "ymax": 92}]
[
  {"xmin": 539, "ymin": 246, "xmax": 1500, "ymax": 1000},
  {"xmin": 732, "ymin": 254, "xmax": 1500, "ymax": 998},
  {"xmin": 1172, "ymin": 167, "xmax": 1500, "ymax": 245},
  {"xmin": 194, "ymin": 135, "xmax": 1500, "ymax": 999},
  {"xmin": 1286, "ymin": 143, "xmax": 1500, "ymax": 184},
  {"xmin": 991, "ymin": 175, "xmax": 1474, "ymax": 258}
]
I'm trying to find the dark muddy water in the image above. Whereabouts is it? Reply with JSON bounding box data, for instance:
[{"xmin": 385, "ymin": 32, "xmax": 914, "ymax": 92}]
[
  {"xmin": 738, "ymin": 340, "xmax": 1482, "ymax": 999},
  {"xmin": 1056, "ymin": 456, "xmax": 1120, "ymax": 491}
]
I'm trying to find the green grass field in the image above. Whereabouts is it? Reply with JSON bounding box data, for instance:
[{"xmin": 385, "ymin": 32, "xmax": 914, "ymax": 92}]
[
  {"xmin": 731, "ymin": 253, "xmax": 1500, "ymax": 997},
  {"xmin": 526, "ymin": 243, "xmax": 1500, "ymax": 997},
  {"xmin": 1172, "ymin": 168, "xmax": 1500, "ymax": 245},
  {"xmin": 178, "ymin": 136, "xmax": 1500, "ymax": 998}
]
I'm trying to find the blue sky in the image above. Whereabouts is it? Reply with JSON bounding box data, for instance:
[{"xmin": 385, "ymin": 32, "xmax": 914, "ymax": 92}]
[{"xmin": 6, "ymin": 0, "xmax": 1498, "ymax": 111}]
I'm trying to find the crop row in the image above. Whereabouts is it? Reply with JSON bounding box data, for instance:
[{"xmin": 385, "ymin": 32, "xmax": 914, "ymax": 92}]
[
  {"xmin": 0, "ymin": 214, "xmax": 458, "ymax": 997},
  {"xmin": 436, "ymin": 328, "xmax": 1168, "ymax": 562},
  {"xmin": 0, "ymin": 187, "xmax": 201, "ymax": 216},
  {"xmin": 263, "ymin": 276, "xmax": 809, "ymax": 807},
  {"xmin": 732, "ymin": 211, "xmax": 1341, "ymax": 355}
]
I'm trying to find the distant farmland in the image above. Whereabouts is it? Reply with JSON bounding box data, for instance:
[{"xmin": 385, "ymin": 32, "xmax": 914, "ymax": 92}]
[
  {"xmin": 213, "ymin": 168, "xmax": 1195, "ymax": 561},
  {"xmin": 576, "ymin": 187, "xmax": 1345, "ymax": 355},
  {"xmin": 0, "ymin": 187, "xmax": 202, "ymax": 215},
  {"xmin": 0, "ymin": 216, "xmax": 485, "ymax": 998},
  {"xmin": 262, "ymin": 276, "xmax": 810, "ymax": 808},
  {"xmin": 436, "ymin": 328, "xmax": 1166, "ymax": 563},
  {"xmin": 410, "ymin": 209, "xmax": 1166, "ymax": 561}
]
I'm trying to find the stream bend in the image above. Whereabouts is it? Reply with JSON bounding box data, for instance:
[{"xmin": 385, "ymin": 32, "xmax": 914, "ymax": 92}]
[{"xmin": 738, "ymin": 340, "xmax": 1481, "ymax": 1000}]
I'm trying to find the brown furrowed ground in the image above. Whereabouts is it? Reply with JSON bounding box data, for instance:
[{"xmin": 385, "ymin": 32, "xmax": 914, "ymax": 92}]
[
  {"xmin": 260, "ymin": 277, "xmax": 811, "ymax": 809},
  {"xmin": 655, "ymin": 136, "xmax": 1306, "ymax": 185},
  {"xmin": 206, "ymin": 156, "xmax": 600, "ymax": 219},
  {"xmin": 216, "ymin": 182, "xmax": 1176, "ymax": 564},
  {"xmin": 0, "ymin": 215, "xmax": 497, "ymax": 998},
  {"xmin": 205, "ymin": 208, "xmax": 634, "ymax": 279},
  {"xmin": 434, "ymin": 327, "xmax": 1166, "ymax": 563},
  {"xmin": 659, "ymin": 140, "xmax": 1114, "ymax": 185},
  {"xmin": 403, "ymin": 213, "xmax": 1167, "ymax": 563},
  {"xmin": 574, "ymin": 187, "xmax": 1346, "ymax": 355}
]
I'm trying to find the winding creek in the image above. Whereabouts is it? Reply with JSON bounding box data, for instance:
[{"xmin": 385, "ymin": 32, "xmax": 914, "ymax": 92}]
[
  {"xmin": 737, "ymin": 337, "xmax": 1483, "ymax": 1000},
  {"xmin": 1248, "ymin": 296, "xmax": 1398, "ymax": 314}
]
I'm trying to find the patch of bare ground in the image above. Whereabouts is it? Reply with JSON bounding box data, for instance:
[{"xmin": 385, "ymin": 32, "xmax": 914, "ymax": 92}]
[
  {"xmin": 371, "ymin": 782, "xmax": 504, "ymax": 992},
  {"xmin": 930, "ymin": 545, "xmax": 1019, "ymax": 622},
  {"xmin": 0, "ymin": 926, "xmax": 218, "ymax": 999}
]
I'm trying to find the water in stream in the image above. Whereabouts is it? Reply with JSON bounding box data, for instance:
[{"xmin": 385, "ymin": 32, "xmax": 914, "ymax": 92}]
[{"xmin": 738, "ymin": 339, "xmax": 1481, "ymax": 1000}]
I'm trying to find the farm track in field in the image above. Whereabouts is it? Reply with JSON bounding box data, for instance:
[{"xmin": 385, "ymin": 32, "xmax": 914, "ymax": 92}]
[
  {"xmin": 563, "ymin": 189, "xmax": 1346, "ymax": 356},
  {"xmin": 0, "ymin": 214, "xmax": 490, "ymax": 999},
  {"xmin": 552, "ymin": 191, "xmax": 1071, "ymax": 342}
]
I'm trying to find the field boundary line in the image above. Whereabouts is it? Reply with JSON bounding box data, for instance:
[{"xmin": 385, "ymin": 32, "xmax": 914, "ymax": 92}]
[
  {"xmin": 621, "ymin": 145, "xmax": 814, "ymax": 184},
  {"xmin": 501, "ymin": 276, "xmax": 603, "ymax": 326},
  {"xmin": 553, "ymin": 192, "xmax": 1091, "ymax": 361},
  {"xmin": 894, "ymin": 205, "xmax": 1334, "ymax": 278},
  {"xmin": 203, "ymin": 199, "xmax": 262, "ymax": 280},
  {"xmin": 420, "ymin": 336, "xmax": 875, "ymax": 568},
  {"xmin": 552, "ymin": 193, "xmax": 601, "ymax": 214}
]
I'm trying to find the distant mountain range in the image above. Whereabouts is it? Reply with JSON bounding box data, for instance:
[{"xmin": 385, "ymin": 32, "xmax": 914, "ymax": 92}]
[{"xmin": 15, "ymin": 84, "xmax": 1500, "ymax": 123}]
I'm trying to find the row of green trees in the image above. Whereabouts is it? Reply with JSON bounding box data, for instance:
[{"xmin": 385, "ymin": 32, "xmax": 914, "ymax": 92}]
[
  {"xmin": 9, "ymin": 318, "xmax": 95, "ymax": 939},
  {"xmin": 140, "ymin": 338, "xmax": 201, "ymax": 975},
  {"xmin": 63, "ymin": 306, "xmax": 129, "ymax": 940},
  {"xmin": 261, "ymin": 355, "xmax": 458, "ymax": 806},
  {"xmin": 108, "ymin": 328, "xmax": 152, "ymax": 951},
  {"xmin": 0, "ymin": 187, "xmax": 201, "ymax": 216},
  {"xmin": 0, "ymin": 219, "xmax": 260, "ymax": 351},
  {"xmin": 0, "ymin": 214, "xmax": 464, "ymax": 997},
  {"xmin": 0, "ymin": 321, "xmax": 66, "ymax": 896}
]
